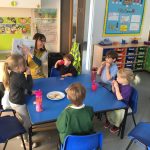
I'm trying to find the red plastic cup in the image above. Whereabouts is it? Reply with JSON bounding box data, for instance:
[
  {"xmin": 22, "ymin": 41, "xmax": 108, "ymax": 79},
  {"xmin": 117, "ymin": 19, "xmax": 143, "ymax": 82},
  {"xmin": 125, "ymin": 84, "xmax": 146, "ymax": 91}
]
[{"xmin": 59, "ymin": 60, "xmax": 64, "ymax": 65}]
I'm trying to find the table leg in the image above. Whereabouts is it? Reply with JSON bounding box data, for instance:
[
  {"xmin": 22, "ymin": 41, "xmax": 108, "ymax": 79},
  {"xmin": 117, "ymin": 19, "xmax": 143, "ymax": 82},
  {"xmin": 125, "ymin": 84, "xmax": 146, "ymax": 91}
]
[
  {"xmin": 29, "ymin": 126, "xmax": 32, "ymax": 150},
  {"xmin": 121, "ymin": 108, "xmax": 128, "ymax": 139}
]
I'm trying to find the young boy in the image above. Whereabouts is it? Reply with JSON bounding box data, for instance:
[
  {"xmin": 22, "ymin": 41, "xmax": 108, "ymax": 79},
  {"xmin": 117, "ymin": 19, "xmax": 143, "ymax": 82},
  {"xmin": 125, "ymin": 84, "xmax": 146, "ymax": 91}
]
[
  {"xmin": 55, "ymin": 54, "xmax": 78, "ymax": 77},
  {"xmin": 56, "ymin": 83, "xmax": 94, "ymax": 144},
  {"xmin": 97, "ymin": 50, "xmax": 118, "ymax": 87}
]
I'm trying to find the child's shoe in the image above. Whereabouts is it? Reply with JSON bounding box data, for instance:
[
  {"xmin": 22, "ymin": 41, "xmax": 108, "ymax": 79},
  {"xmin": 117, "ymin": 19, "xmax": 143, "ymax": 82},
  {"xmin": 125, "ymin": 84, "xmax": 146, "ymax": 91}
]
[
  {"xmin": 104, "ymin": 120, "xmax": 110, "ymax": 128},
  {"xmin": 109, "ymin": 126, "xmax": 119, "ymax": 134}
]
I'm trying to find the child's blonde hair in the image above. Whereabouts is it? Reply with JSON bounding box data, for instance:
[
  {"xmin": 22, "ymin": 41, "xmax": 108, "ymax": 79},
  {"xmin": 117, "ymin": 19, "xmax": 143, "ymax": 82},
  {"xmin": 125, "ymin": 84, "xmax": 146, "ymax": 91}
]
[
  {"xmin": 67, "ymin": 83, "xmax": 86, "ymax": 106},
  {"xmin": 3, "ymin": 54, "xmax": 26, "ymax": 89},
  {"xmin": 117, "ymin": 68, "xmax": 140, "ymax": 84}
]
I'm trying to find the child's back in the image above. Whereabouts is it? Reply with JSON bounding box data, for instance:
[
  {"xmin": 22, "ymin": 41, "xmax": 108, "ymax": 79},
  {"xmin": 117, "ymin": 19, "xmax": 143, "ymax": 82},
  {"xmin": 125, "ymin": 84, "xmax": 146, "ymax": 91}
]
[
  {"xmin": 56, "ymin": 83, "xmax": 94, "ymax": 143},
  {"xmin": 57, "ymin": 105, "xmax": 94, "ymax": 143}
]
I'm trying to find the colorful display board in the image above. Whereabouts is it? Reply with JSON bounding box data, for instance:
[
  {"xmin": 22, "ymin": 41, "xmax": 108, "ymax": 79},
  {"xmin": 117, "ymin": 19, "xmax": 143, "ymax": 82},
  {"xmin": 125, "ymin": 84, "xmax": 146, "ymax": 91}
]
[
  {"xmin": 0, "ymin": 17, "xmax": 31, "ymax": 50},
  {"xmin": 103, "ymin": 0, "xmax": 146, "ymax": 36}
]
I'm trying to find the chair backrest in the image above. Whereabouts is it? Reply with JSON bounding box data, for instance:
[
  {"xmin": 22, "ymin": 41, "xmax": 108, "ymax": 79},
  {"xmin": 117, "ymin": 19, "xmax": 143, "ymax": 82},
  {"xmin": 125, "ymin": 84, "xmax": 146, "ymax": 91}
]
[
  {"xmin": 128, "ymin": 122, "xmax": 150, "ymax": 147},
  {"xmin": 128, "ymin": 87, "xmax": 138, "ymax": 114},
  {"xmin": 50, "ymin": 67, "xmax": 60, "ymax": 77},
  {"xmin": 62, "ymin": 132, "xmax": 103, "ymax": 150}
]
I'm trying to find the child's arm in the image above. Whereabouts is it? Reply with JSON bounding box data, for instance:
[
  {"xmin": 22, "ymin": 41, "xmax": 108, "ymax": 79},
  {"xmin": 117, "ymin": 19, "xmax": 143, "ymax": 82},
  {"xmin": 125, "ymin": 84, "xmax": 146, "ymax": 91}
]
[
  {"xmin": 105, "ymin": 62, "xmax": 112, "ymax": 80},
  {"xmin": 111, "ymin": 80, "xmax": 115, "ymax": 93},
  {"xmin": 113, "ymin": 81, "xmax": 123, "ymax": 100},
  {"xmin": 61, "ymin": 66, "xmax": 78, "ymax": 77},
  {"xmin": 54, "ymin": 60, "xmax": 62, "ymax": 68},
  {"xmin": 97, "ymin": 61, "xmax": 106, "ymax": 75},
  {"xmin": 56, "ymin": 110, "xmax": 68, "ymax": 133},
  {"xmin": 19, "ymin": 67, "xmax": 33, "ymax": 93},
  {"xmin": 61, "ymin": 73, "xmax": 72, "ymax": 77}
]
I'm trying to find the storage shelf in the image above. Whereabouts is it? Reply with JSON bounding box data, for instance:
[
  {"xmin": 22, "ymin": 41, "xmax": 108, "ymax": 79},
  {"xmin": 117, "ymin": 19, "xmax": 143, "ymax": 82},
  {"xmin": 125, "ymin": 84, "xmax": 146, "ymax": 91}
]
[{"xmin": 93, "ymin": 43, "xmax": 149, "ymax": 71}]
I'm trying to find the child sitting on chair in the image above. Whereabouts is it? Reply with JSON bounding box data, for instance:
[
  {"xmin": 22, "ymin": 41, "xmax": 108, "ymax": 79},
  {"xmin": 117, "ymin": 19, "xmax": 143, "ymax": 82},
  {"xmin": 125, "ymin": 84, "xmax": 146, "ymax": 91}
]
[
  {"xmin": 97, "ymin": 50, "xmax": 118, "ymax": 89},
  {"xmin": 105, "ymin": 68, "xmax": 140, "ymax": 133},
  {"xmin": 54, "ymin": 54, "xmax": 78, "ymax": 77},
  {"xmin": 56, "ymin": 83, "xmax": 94, "ymax": 144}
]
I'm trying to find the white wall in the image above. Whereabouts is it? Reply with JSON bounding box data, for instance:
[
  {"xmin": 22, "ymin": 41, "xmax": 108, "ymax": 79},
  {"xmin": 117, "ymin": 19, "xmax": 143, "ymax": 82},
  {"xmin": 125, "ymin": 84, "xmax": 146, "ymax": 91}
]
[
  {"xmin": 84, "ymin": 0, "xmax": 90, "ymax": 41},
  {"xmin": 92, "ymin": 0, "xmax": 150, "ymax": 44},
  {"xmin": 41, "ymin": 0, "xmax": 61, "ymax": 52}
]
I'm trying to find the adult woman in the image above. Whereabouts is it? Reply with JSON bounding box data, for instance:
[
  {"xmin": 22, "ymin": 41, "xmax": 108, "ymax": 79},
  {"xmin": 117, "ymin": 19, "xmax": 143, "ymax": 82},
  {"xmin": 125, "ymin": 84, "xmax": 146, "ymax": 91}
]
[{"xmin": 24, "ymin": 33, "xmax": 48, "ymax": 79}]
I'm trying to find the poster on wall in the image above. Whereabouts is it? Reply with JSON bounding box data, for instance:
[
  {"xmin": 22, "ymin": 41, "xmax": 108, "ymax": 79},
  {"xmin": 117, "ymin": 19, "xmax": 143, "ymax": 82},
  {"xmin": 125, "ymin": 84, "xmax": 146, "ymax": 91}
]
[
  {"xmin": 103, "ymin": 0, "xmax": 146, "ymax": 36},
  {"xmin": 32, "ymin": 9, "xmax": 57, "ymax": 51},
  {"xmin": 0, "ymin": 17, "xmax": 31, "ymax": 34}
]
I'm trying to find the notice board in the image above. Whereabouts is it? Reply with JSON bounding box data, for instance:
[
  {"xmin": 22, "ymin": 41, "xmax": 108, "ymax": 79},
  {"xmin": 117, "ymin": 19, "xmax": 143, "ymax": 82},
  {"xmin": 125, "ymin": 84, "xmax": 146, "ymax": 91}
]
[{"xmin": 103, "ymin": 0, "xmax": 146, "ymax": 36}]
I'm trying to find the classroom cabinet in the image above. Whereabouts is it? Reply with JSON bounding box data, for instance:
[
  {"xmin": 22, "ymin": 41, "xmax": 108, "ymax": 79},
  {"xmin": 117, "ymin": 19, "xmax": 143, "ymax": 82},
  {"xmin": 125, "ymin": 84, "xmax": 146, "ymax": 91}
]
[
  {"xmin": 92, "ymin": 43, "xmax": 149, "ymax": 71},
  {"xmin": 0, "ymin": 0, "xmax": 41, "ymax": 8},
  {"xmin": 144, "ymin": 47, "xmax": 150, "ymax": 72}
]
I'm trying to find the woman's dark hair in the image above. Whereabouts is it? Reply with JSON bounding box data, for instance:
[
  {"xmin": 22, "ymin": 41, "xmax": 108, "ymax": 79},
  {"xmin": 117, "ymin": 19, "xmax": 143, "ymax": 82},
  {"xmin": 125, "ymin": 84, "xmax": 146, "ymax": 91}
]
[{"xmin": 33, "ymin": 33, "xmax": 47, "ymax": 52}]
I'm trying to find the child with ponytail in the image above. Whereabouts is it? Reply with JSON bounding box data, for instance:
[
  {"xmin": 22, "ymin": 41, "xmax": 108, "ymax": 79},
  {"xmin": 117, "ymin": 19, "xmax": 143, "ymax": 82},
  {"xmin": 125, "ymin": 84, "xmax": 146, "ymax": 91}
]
[
  {"xmin": 3, "ymin": 54, "xmax": 36, "ymax": 147},
  {"xmin": 104, "ymin": 68, "xmax": 140, "ymax": 133}
]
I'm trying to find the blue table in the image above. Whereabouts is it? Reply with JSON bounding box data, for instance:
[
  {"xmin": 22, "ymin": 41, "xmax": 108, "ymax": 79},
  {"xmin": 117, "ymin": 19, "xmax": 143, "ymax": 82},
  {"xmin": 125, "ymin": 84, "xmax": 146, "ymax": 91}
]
[{"xmin": 26, "ymin": 74, "xmax": 128, "ymax": 149}]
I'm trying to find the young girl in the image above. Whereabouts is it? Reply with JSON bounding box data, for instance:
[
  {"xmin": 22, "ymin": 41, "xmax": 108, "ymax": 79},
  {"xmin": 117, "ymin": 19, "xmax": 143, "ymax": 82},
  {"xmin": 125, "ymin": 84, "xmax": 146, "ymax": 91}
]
[
  {"xmin": 105, "ymin": 68, "xmax": 140, "ymax": 133},
  {"xmin": 56, "ymin": 83, "xmax": 94, "ymax": 144},
  {"xmin": 3, "ymin": 54, "xmax": 35, "ymax": 146}
]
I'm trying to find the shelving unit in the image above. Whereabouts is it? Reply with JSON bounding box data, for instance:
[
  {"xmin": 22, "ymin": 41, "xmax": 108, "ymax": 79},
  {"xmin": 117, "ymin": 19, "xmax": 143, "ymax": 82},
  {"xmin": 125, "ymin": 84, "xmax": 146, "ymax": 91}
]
[
  {"xmin": 144, "ymin": 47, "xmax": 150, "ymax": 72},
  {"xmin": 92, "ymin": 43, "xmax": 149, "ymax": 71}
]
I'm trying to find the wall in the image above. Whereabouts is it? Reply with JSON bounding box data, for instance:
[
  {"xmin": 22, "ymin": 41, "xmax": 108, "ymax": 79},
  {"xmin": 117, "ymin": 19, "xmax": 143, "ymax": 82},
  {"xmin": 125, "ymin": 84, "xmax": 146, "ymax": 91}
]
[
  {"xmin": 0, "ymin": 0, "xmax": 60, "ymax": 52},
  {"xmin": 92, "ymin": 0, "xmax": 150, "ymax": 44},
  {"xmin": 83, "ymin": 0, "xmax": 90, "ymax": 42}
]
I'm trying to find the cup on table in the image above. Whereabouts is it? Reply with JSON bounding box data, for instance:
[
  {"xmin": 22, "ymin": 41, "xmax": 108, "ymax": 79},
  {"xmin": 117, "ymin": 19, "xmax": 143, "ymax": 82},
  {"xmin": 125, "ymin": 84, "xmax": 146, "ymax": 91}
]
[
  {"xmin": 91, "ymin": 81, "xmax": 98, "ymax": 91},
  {"xmin": 91, "ymin": 67, "xmax": 97, "ymax": 82}
]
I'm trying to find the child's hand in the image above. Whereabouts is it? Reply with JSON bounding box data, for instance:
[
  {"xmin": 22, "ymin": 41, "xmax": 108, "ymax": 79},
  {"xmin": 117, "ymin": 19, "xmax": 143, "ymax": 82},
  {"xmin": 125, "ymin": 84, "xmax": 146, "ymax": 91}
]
[
  {"xmin": 106, "ymin": 62, "xmax": 111, "ymax": 68},
  {"xmin": 22, "ymin": 45, "xmax": 30, "ymax": 55},
  {"xmin": 26, "ymin": 67, "xmax": 31, "ymax": 75},
  {"xmin": 101, "ymin": 61, "xmax": 106, "ymax": 67},
  {"xmin": 54, "ymin": 60, "xmax": 61, "ymax": 68},
  {"xmin": 32, "ymin": 90, "xmax": 36, "ymax": 95}
]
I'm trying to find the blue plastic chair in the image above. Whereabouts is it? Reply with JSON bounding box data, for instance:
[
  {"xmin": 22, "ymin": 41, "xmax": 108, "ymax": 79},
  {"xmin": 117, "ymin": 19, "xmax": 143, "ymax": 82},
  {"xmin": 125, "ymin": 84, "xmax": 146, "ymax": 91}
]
[
  {"xmin": 127, "ymin": 87, "xmax": 138, "ymax": 126},
  {"xmin": 0, "ymin": 109, "xmax": 26, "ymax": 150},
  {"xmin": 118, "ymin": 87, "xmax": 138, "ymax": 136},
  {"xmin": 126, "ymin": 122, "xmax": 150, "ymax": 150},
  {"xmin": 61, "ymin": 132, "xmax": 103, "ymax": 150},
  {"xmin": 50, "ymin": 67, "xmax": 60, "ymax": 77}
]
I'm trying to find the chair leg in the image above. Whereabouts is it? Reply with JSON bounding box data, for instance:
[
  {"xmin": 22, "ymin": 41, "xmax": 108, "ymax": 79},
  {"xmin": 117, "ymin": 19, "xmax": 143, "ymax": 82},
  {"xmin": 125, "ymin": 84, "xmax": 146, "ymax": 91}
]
[
  {"xmin": 20, "ymin": 134, "xmax": 26, "ymax": 150},
  {"xmin": 3, "ymin": 140, "xmax": 8, "ymax": 150},
  {"xmin": 132, "ymin": 114, "xmax": 136, "ymax": 126},
  {"xmin": 146, "ymin": 146, "xmax": 149, "ymax": 150},
  {"xmin": 126, "ymin": 139, "xmax": 134, "ymax": 150}
]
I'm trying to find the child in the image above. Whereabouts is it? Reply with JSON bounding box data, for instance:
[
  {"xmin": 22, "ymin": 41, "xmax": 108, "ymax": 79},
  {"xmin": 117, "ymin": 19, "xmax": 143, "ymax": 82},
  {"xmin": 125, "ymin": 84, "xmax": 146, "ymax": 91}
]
[
  {"xmin": 97, "ymin": 50, "xmax": 118, "ymax": 87},
  {"xmin": 56, "ymin": 83, "xmax": 94, "ymax": 144},
  {"xmin": 105, "ymin": 68, "xmax": 140, "ymax": 133},
  {"xmin": 55, "ymin": 54, "xmax": 78, "ymax": 77},
  {"xmin": 3, "ymin": 54, "xmax": 36, "ymax": 148}
]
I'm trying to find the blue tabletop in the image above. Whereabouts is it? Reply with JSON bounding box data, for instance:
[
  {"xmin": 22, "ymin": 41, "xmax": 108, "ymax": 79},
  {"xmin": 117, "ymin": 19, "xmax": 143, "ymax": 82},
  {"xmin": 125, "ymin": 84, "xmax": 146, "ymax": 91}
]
[{"xmin": 26, "ymin": 74, "xmax": 127, "ymax": 125}]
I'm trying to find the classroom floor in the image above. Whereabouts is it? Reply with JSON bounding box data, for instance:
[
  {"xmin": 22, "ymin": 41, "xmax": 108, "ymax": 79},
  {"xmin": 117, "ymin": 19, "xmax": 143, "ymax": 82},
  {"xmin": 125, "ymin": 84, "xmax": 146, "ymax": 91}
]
[{"xmin": 0, "ymin": 53, "xmax": 150, "ymax": 150}]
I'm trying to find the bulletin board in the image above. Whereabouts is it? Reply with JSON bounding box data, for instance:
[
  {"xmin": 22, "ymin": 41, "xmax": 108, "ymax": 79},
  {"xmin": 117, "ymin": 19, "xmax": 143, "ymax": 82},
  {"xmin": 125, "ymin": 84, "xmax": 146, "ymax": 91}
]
[
  {"xmin": 103, "ymin": 0, "xmax": 146, "ymax": 36},
  {"xmin": 0, "ymin": 17, "xmax": 31, "ymax": 50}
]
